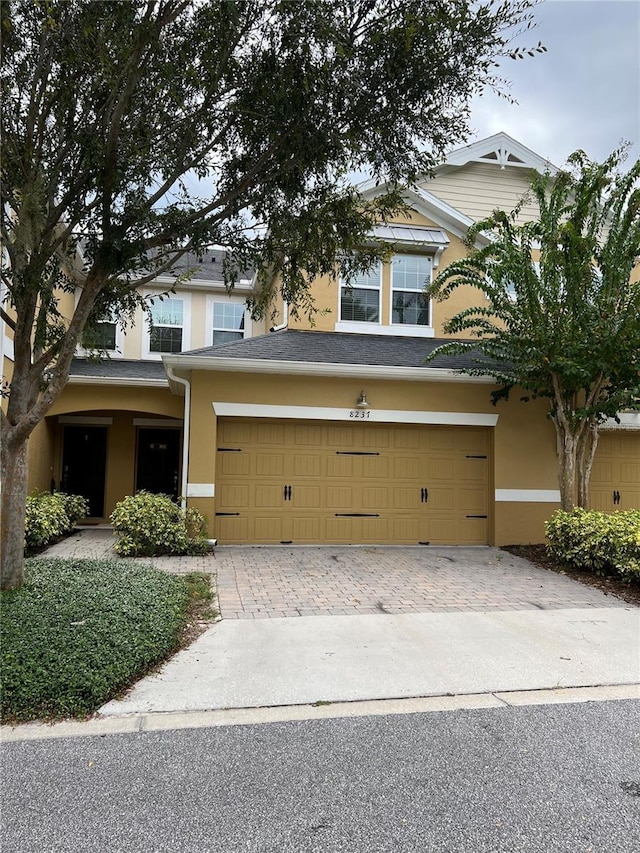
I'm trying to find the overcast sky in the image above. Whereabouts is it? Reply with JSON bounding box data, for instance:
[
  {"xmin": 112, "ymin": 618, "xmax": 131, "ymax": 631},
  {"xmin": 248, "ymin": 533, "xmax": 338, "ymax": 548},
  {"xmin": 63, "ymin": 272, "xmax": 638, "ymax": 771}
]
[{"xmin": 468, "ymin": 0, "xmax": 640, "ymax": 169}]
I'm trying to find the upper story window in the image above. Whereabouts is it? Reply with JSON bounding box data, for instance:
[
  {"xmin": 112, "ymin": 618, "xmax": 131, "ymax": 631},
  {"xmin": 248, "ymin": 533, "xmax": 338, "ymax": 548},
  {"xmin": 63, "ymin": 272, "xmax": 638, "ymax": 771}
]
[
  {"xmin": 78, "ymin": 307, "xmax": 122, "ymax": 356},
  {"xmin": 206, "ymin": 296, "xmax": 252, "ymax": 347},
  {"xmin": 340, "ymin": 262, "xmax": 382, "ymax": 323},
  {"xmin": 149, "ymin": 297, "xmax": 184, "ymax": 353},
  {"xmin": 143, "ymin": 294, "xmax": 191, "ymax": 358},
  {"xmin": 391, "ymin": 255, "xmax": 432, "ymax": 326},
  {"xmin": 212, "ymin": 301, "xmax": 245, "ymax": 345}
]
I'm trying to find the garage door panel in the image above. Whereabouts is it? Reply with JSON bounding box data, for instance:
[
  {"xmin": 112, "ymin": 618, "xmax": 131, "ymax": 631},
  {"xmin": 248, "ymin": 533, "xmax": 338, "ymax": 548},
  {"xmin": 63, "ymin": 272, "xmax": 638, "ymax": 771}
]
[
  {"xmin": 291, "ymin": 516, "xmax": 322, "ymax": 541},
  {"xmin": 361, "ymin": 456, "xmax": 388, "ymax": 478},
  {"xmin": 392, "ymin": 516, "xmax": 423, "ymax": 543},
  {"xmin": 327, "ymin": 455, "xmax": 355, "ymax": 477},
  {"xmin": 256, "ymin": 423, "xmax": 287, "ymax": 445},
  {"xmin": 455, "ymin": 429, "xmax": 488, "ymax": 453},
  {"xmin": 293, "ymin": 485, "xmax": 322, "ymax": 508},
  {"xmin": 428, "ymin": 487, "xmax": 456, "ymax": 510},
  {"xmin": 219, "ymin": 452, "xmax": 250, "ymax": 476},
  {"xmin": 218, "ymin": 421, "xmax": 252, "ymax": 443},
  {"xmin": 326, "ymin": 485, "xmax": 355, "ymax": 508},
  {"xmin": 458, "ymin": 488, "xmax": 488, "ymax": 512},
  {"xmin": 460, "ymin": 517, "xmax": 489, "ymax": 545},
  {"xmin": 393, "ymin": 428, "xmax": 421, "ymax": 449},
  {"xmin": 294, "ymin": 424, "xmax": 323, "ymax": 446},
  {"xmin": 253, "ymin": 515, "xmax": 286, "ymax": 542},
  {"xmin": 393, "ymin": 487, "xmax": 420, "ymax": 510},
  {"xmin": 428, "ymin": 458, "xmax": 456, "ymax": 481},
  {"xmin": 217, "ymin": 483, "xmax": 250, "ymax": 510},
  {"xmin": 254, "ymin": 484, "xmax": 284, "ymax": 509},
  {"xmin": 362, "ymin": 486, "xmax": 389, "ymax": 510},
  {"xmin": 393, "ymin": 456, "xmax": 421, "ymax": 480},
  {"xmin": 216, "ymin": 515, "xmax": 248, "ymax": 543},
  {"xmin": 293, "ymin": 453, "xmax": 322, "ymax": 477},
  {"xmin": 255, "ymin": 453, "xmax": 286, "ymax": 476},
  {"xmin": 458, "ymin": 458, "xmax": 487, "ymax": 482}
]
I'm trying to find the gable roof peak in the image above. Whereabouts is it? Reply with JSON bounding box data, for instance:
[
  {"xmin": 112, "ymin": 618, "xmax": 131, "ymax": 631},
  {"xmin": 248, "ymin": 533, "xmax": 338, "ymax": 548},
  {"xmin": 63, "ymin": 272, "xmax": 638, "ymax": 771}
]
[{"xmin": 443, "ymin": 132, "xmax": 559, "ymax": 174}]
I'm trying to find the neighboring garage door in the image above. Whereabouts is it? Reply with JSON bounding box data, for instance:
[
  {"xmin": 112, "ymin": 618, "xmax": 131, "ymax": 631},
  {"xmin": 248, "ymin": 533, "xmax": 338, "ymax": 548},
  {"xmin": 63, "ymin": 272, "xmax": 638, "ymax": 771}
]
[
  {"xmin": 215, "ymin": 419, "xmax": 490, "ymax": 545},
  {"xmin": 589, "ymin": 431, "xmax": 640, "ymax": 511}
]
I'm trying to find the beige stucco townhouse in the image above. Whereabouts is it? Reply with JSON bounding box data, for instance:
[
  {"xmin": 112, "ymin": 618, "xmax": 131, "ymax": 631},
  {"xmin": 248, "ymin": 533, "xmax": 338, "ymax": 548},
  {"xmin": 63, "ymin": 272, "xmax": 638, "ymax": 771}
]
[{"xmin": 5, "ymin": 133, "xmax": 638, "ymax": 545}]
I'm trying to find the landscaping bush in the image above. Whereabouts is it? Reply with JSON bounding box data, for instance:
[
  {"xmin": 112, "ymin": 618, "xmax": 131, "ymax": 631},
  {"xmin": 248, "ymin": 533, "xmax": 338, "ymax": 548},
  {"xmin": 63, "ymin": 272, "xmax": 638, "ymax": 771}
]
[
  {"xmin": 24, "ymin": 491, "xmax": 88, "ymax": 553},
  {"xmin": 0, "ymin": 558, "xmax": 196, "ymax": 722},
  {"xmin": 110, "ymin": 491, "xmax": 208, "ymax": 557},
  {"xmin": 545, "ymin": 508, "xmax": 640, "ymax": 581}
]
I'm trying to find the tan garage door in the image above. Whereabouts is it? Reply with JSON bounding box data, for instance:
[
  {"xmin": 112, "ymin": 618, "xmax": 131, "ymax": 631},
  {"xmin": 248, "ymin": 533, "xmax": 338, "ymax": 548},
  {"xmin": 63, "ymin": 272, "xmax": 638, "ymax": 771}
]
[
  {"xmin": 215, "ymin": 419, "xmax": 490, "ymax": 545},
  {"xmin": 590, "ymin": 432, "xmax": 640, "ymax": 511}
]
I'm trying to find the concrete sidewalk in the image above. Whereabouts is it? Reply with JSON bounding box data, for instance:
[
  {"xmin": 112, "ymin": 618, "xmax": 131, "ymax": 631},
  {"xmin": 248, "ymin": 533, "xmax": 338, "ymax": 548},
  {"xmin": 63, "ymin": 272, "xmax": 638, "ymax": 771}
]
[{"xmin": 100, "ymin": 606, "xmax": 640, "ymax": 716}]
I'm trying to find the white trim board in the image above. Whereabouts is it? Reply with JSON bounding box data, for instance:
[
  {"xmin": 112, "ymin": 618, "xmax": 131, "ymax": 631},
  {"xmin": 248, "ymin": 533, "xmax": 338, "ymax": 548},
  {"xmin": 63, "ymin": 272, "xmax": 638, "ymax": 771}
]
[
  {"xmin": 187, "ymin": 483, "xmax": 215, "ymax": 498},
  {"xmin": 495, "ymin": 489, "xmax": 561, "ymax": 503},
  {"xmin": 212, "ymin": 402, "xmax": 498, "ymax": 427}
]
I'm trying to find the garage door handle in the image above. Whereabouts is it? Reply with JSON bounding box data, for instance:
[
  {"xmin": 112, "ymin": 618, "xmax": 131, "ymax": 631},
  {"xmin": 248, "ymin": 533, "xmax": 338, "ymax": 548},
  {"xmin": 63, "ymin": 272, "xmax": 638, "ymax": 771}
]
[
  {"xmin": 421, "ymin": 487, "xmax": 429, "ymax": 503},
  {"xmin": 283, "ymin": 485, "xmax": 292, "ymax": 500},
  {"xmin": 613, "ymin": 490, "xmax": 621, "ymax": 505}
]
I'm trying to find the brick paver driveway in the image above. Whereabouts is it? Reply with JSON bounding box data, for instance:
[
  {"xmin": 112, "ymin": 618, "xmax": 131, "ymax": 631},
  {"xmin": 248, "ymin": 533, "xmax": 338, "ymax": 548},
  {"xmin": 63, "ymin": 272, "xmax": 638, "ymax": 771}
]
[{"xmin": 214, "ymin": 545, "xmax": 627, "ymax": 620}]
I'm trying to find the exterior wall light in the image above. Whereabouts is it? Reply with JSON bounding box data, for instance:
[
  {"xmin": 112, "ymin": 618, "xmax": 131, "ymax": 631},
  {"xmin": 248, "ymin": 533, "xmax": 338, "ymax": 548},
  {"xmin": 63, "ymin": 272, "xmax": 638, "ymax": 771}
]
[{"xmin": 356, "ymin": 390, "xmax": 369, "ymax": 408}]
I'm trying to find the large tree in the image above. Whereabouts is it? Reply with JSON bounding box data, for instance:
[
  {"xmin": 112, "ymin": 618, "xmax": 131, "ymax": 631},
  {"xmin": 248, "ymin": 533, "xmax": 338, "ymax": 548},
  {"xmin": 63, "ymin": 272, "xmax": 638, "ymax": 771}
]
[
  {"xmin": 428, "ymin": 148, "xmax": 640, "ymax": 511},
  {"xmin": 0, "ymin": 0, "xmax": 541, "ymax": 588}
]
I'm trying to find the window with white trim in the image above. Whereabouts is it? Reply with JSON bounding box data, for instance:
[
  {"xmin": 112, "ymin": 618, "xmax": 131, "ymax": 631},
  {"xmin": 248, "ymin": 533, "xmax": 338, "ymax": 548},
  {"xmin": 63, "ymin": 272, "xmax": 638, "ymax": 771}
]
[
  {"xmin": 391, "ymin": 254, "xmax": 432, "ymax": 326},
  {"xmin": 149, "ymin": 297, "xmax": 185, "ymax": 353},
  {"xmin": 212, "ymin": 301, "xmax": 246, "ymax": 345},
  {"xmin": 82, "ymin": 311, "xmax": 119, "ymax": 352},
  {"xmin": 340, "ymin": 261, "xmax": 381, "ymax": 323}
]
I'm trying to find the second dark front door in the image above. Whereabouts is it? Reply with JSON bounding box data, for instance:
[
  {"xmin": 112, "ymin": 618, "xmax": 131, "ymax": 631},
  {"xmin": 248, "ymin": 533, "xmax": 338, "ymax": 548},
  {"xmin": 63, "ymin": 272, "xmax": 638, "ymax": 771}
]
[{"xmin": 136, "ymin": 428, "xmax": 181, "ymax": 500}]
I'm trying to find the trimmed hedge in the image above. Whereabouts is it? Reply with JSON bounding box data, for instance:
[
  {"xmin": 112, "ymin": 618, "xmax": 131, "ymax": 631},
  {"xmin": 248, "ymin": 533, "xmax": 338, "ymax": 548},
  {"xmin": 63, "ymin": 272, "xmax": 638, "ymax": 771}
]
[
  {"xmin": 545, "ymin": 508, "xmax": 640, "ymax": 581},
  {"xmin": 25, "ymin": 491, "xmax": 89, "ymax": 553},
  {"xmin": 110, "ymin": 491, "xmax": 208, "ymax": 557},
  {"xmin": 1, "ymin": 558, "xmax": 193, "ymax": 722}
]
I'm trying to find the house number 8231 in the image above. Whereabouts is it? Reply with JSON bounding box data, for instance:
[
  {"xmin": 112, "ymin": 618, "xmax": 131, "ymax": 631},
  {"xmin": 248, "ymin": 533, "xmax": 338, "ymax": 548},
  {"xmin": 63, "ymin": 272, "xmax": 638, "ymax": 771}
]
[{"xmin": 349, "ymin": 409, "xmax": 371, "ymax": 419}]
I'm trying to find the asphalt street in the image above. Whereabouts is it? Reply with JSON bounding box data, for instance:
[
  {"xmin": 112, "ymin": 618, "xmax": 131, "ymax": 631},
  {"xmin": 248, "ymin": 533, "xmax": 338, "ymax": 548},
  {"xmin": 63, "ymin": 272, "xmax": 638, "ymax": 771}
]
[{"xmin": 2, "ymin": 700, "xmax": 640, "ymax": 852}]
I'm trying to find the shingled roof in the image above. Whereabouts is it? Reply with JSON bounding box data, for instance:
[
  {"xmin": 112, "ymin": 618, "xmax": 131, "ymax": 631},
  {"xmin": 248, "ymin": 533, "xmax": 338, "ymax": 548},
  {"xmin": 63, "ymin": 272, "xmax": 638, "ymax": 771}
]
[
  {"xmin": 178, "ymin": 329, "xmax": 491, "ymax": 372},
  {"xmin": 69, "ymin": 358, "xmax": 168, "ymax": 383}
]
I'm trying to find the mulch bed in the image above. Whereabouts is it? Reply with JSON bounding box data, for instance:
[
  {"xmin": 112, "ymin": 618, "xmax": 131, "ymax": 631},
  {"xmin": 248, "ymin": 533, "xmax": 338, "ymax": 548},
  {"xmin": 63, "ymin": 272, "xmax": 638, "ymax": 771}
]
[{"xmin": 501, "ymin": 544, "xmax": 640, "ymax": 608}]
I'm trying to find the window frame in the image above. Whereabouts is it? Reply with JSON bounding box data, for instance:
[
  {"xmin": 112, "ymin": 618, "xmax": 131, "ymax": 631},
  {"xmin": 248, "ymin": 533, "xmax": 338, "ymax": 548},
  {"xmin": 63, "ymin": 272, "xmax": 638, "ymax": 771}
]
[
  {"xmin": 206, "ymin": 295, "xmax": 252, "ymax": 347},
  {"xmin": 142, "ymin": 292, "xmax": 191, "ymax": 359},
  {"xmin": 338, "ymin": 260, "xmax": 382, "ymax": 326},
  {"xmin": 389, "ymin": 253, "xmax": 433, "ymax": 331}
]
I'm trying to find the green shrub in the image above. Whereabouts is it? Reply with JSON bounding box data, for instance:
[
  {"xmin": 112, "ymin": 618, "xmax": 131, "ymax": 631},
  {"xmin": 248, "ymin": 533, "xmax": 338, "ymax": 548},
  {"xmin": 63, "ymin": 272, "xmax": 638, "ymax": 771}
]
[
  {"xmin": 24, "ymin": 491, "xmax": 88, "ymax": 553},
  {"xmin": 1, "ymin": 558, "xmax": 193, "ymax": 721},
  {"xmin": 110, "ymin": 491, "xmax": 208, "ymax": 557},
  {"xmin": 545, "ymin": 508, "xmax": 640, "ymax": 581}
]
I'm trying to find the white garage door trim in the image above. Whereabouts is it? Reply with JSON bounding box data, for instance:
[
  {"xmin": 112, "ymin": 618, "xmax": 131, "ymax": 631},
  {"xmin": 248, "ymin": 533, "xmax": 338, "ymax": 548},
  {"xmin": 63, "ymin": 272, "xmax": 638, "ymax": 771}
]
[{"xmin": 212, "ymin": 402, "xmax": 498, "ymax": 427}]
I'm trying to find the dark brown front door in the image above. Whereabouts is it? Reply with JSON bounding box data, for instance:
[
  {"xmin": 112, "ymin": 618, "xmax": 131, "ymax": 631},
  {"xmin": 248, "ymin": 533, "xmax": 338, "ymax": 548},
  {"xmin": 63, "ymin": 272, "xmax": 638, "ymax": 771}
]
[
  {"xmin": 61, "ymin": 426, "xmax": 108, "ymax": 517},
  {"xmin": 136, "ymin": 428, "xmax": 181, "ymax": 500}
]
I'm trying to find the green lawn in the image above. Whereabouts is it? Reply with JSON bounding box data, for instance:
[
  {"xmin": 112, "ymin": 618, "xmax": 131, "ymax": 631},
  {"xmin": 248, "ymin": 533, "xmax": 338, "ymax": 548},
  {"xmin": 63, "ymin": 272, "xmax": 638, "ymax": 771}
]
[{"xmin": 1, "ymin": 558, "xmax": 214, "ymax": 723}]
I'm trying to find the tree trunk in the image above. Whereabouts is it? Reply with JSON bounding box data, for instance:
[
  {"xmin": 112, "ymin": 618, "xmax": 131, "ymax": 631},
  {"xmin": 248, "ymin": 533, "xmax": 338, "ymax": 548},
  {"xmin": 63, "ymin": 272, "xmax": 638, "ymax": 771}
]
[
  {"xmin": 577, "ymin": 422, "xmax": 600, "ymax": 509},
  {"xmin": 554, "ymin": 422, "xmax": 578, "ymax": 512},
  {"xmin": 1, "ymin": 427, "xmax": 30, "ymax": 590}
]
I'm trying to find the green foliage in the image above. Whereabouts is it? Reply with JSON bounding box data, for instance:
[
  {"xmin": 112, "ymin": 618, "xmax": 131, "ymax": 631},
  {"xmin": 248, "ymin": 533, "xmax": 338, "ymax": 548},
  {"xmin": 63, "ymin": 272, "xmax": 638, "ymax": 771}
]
[
  {"xmin": 24, "ymin": 491, "xmax": 88, "ymax": 553},
  {"xmin": 0, "ymin": 558, "xmax": 196, "ymax": 721},
  {"xmin": 110, "ymin": 491, "xmax": 208, "ymax": 557},
  {"xmin": 428, "ymin": 148, "xmax": 640, "ymax": 509},
  {"xmin": 546, "ymin": 509, "xmax": 640, "ymax": 581}
]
